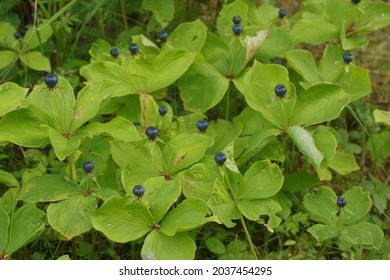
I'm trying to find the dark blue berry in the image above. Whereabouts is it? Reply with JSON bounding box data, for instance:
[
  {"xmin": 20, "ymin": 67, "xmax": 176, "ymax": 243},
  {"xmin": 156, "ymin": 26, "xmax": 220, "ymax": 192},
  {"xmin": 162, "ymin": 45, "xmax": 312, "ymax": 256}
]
[
  {"xmin": 232, "ymin": 16, "xmax": 241, "ymax": 24},
  {"xmin": 128, "ymin": 43, "xmax": 139, "ymax": 55},
  {"xmin": 214, "ymin": 152, "xmax": 227, "ymax": 166},
  {"xmin": 158, "ymin": 106, "xmax": 168, "ymax": 116},
  {"xmin": 44, "ymin": 74, "xmax": 58, "ymax": 89},
  {"xmin": 133, "ymin": 185, "xmax": 145, "ymax": 197},
  {"xmin": 343, "ymin": 53, "xmax": 353, "ymax": 64},
  {"xmin": 279, "ymin": 8, "xmax": 287, "ymax": 18},
  {"xmin": 110, "ymin": 47, "xmax": 119, "ymax": 58},
  {"xmin": 274, "ymin": 84, "xmax": 287, "ymax": 98},
  {"xmin": 196, "ymin": 119, "xmax": 208, "ymax": 133},
  {"xmin": 158, "ymin": 32, "xmax": 169, "ymax": 43},
  {"xmin": 337, "ymin": 197, "xmax": 347, "ymax": 208},
  {"xmin": 83, "ymin": 161, "xmax": 94, "ymax": 173},
  {"xmin": 146, "ymin": 126, "xmax": 159, "ymax": 141},
  {"xmin": 232, "ymin": 24, "xmax": 243, "ymax": 35},
  {"xmin": 14, "ymin": 32, "xmax": 21, "ymax": 39},
  {"xmin": 352, "ymin": 0, "xmax": 361, "ymax": 4}
]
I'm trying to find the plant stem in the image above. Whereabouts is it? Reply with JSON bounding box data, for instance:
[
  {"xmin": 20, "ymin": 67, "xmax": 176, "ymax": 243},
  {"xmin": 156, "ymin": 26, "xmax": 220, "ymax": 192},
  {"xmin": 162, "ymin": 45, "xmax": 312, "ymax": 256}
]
[
  {"xmin": 72, "ymin": 238, "xmax": 77, "ymax": 260},
  {"xmin": 120, "ymin": 0, "xmax": 128, "ymax": 30},
  {"xmin": 90, "ymin": 229, "xmax": 97, "ymax": 260},
  {"xmin": 225, "ymin": 84, "xmax": 231, "ymax": 121},
  {"xmin": 240, "ymin": 215, "xmax": 259, "ymax": 260},
  {"xmin": 67, "ymin": 152, "xmax": 77, "ymax": 259}
]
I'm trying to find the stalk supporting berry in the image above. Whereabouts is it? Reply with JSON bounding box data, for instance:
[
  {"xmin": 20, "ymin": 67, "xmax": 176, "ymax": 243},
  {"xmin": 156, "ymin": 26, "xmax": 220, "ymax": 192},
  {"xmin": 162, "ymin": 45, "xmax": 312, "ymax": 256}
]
[
  {"xmin": 278, "ymin": 8, "xmax": 287, "ymax": 18},
  {"xmin": 337, "ymin": 197, "xmax": 347, "ymax": 208},
  {"xmin": 274, "ymin": 84, "xmax": 287, "ymax": 98},
  {"xmin": 110, "ymin": 47, "xmax": 119, "ymax": 58},
  {"xmin": 83, "ymin": 161, "xmax": 94, "ymax": 173},
  {"xmin": 158, "ymin": 105, "xmax": 168, "ymax": 116},
  {"xmin": 133, "ymin": 185, "xmax": 145, "ymax": 198},
  {"xmin": 158, "ymin": 31, "xmax": 169, "ymax": 43},
  {"xmin": 129, "ymin": 43, "xmax": 139, "ymax": 55},
  {"xmin": 232, "ymin": 16, "xmax": 241, "ymax": 24},
  {"xmin": 343, "ymin": 53, "xmax": 353, "ymax": 64},
  {"xmin": 214, "ymin": 152, "xmax": 227, "ymax": 166},
  {"xmin": 196, "ymin": 119, "xmax": 208, "ymax": 133},
  {"xmin": 146, "ymin": 126, "xmax": 159, "ymax": 141},
  {"xmin": 232, "ymin": 24, "xmax": 243, "ymax": 35},
  {"xmin": 44, "ymin": 74, "xmax": 59, "ymax": 89}
]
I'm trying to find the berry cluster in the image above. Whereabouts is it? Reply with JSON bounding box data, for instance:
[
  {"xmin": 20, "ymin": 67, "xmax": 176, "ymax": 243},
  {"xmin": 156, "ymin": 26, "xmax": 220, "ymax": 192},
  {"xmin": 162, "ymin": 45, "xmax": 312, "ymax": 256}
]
[{"xmin": 232, "ymin": 16, "xmax": 243, "ymax": 36}]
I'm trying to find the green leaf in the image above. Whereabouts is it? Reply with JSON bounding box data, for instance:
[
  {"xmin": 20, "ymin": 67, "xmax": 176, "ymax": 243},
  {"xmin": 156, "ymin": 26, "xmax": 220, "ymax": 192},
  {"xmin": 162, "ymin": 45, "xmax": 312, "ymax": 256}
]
[
  {"xmin": 23, "ymin": 20, "xmax": 53, "ymax": 51},
  {"xmin": 112, "ymin": 141, "xmax": 165, "ymax": 191},
  {"xmin": 217, "ymin": 0, "xmax": 248, "ymax": 42},
  {"xmin": 70, "ymin": 81, "xmax": 113, "ymax": 131},
  {"xmin": 164, "ymin": 133, "xmax": 213, "ymax": 174},
  {"xmin": 303, "ymin": 186, "xmax": 338, "ymax": 226},
  {"xmin": 238, "ymin": 160, "xmax": 283, "ymax": 200},
  {"xmin": 237, "ymin": 198, "xmax": 282, "ymax": 222},
  {"xmin": 20, "ymin": 51, "xmax": 51, "ymax": 72},
  {"xmin": 339, "ymin": 65, "xmax": 372, "ymax": 100},
  {"xmin": 161, "ymin": 199, "xmax": 216, "ymax": 236},
  {"xmin": 227, "ymin": 38, "xmax": 247, "ymax": 76},
  {"xmin": 82, "ymin": 116, "xmax": 140, "ymax": 143},
  {"xmin": 373, "ymin": 109, "xmax": 390, "ymax": 126},
  {"xmin": 244, "ymin": 30, "xmax": 269, "ymax": 62},
  {"xmin": 206, "ymin": 237, "xmax": 226, "ymax": 255},
  {"xmin": 178, "ymin": 62, "xmax": 229, "ymax": 113},
  {"xmin": 355, "ymin": 2, "xmax": 390, "ymax": 35},
  {"xmin": 0, "ymin": 108, "xmax": 49, "ymax": 147},
  {"xmin": 0, "ymin": 170, "xmax": 19, "ymax": 187},
  {"xmin": 6, "ymin": 204, "xmax": 46, "ymax": 256},
  {"xmin": 290, "ymin": 14, "xmax": 339, "ymax": 44},
  {"xmin": 147, "ymin": 49, "xmax": 196, "ymax": 93},
  {"xmin": 168, "ymin": 19, "xmax": 207, "ymax": 52},
  {"xmin": 366, "ymin": 131, "xmax": 390, "ymax": 161},
  {"xmin": 0, "ymin": 205, "xmax": 10, "ymax": 253},
  {"xmin": 308, "ymin": 224, "xmax": 341, "ymax": 242},
  {"xmin": 282, "ymin": 171, "xmax": 319, "ymax": 192},
  {"xmin": 285, "ymin": 49, "xmax": 320, "ymax": 85},
  {"xmin": 48, "ymin": 128, "xmax": 88, "ymax": 161},
  {"xmin": 0, "ymin": 50, "xmax": 17, "ymax": 70},
  {"xmin": 131, "ymin": 34, "xmax": 160, "ymax": 56},
  {"xmin": 233, "ymin": 107, "xmax": 280, "ymax": 164},
  {"xmin": 235, "ymin": 61, "xmax": 296, "ymax": 128},
  {"xmin": 328, "ymin": 150, "xmax": 359, "ymax": 175},
  {"xmin": 0, "ymin": 82, "xmax": 28, "ymax": 117},
  {"xmin": 291, "ymin": 83, "xmax": 350, "ymax": 126},
  {"xmin": 208, "ymin": 179, "xmax": 239, "ymax": 228},
  {"xmin": 47, "ymin": 194, "xmax": 97, "ymax": 240},
  {"xmin": 88, "ymin": 39, "xmax": 117, "ymax": 62},
  {"xmin": 209, "ymin": 120, "xmax": 243, "ymax": 154},
  {"xmin": 143, "ymin": 177, "xmax": 181, "ymax": 223},
  {"xmin": 312, "ymin": 125, "xmax": 338, "ymax": 170},
  {"xmin": 0, "ymin": 22, "xmax": 17, "ymax": 49},
  {"xmin": 342, "ymin": 222, "xmax": 384, "ymax": 249},
  {"xmin": 319, "ymin": 44, "xmax": 345, "ymax": 83},
  {"xmin": 142, "ymin": 0, "xmax": 174, "ymax": 28},
  {"xmin": 80, "ymin": 62, "xmax": 138, "ymax": 96},
  {"xmin": 287, "ymin": 126, "xmax": 324, "ymax": 169},
  {"xmin": 180, "ymin": 163, "xmax": 219, "ymax": 202},
  {"xmin": 338, "ymin": 187, "xmax": 372, "ymax": 226},
  {"xmin": 19, "ymin": 175, "xmax": 81, "ymax": 203},
  {"xmin": 141, "ymin": 231, "xmax": 196, "ymax": 260},
  {"xmin": 91, "ymin": 196, "xmax": 152, "ymax": 243},
  {"xmin": 255, "ymin": 29, "xmax": 294, "ymax": 60},
  {"xmin": 25, "ymin": 77, "xmax": 75, "ymax": 133}
]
